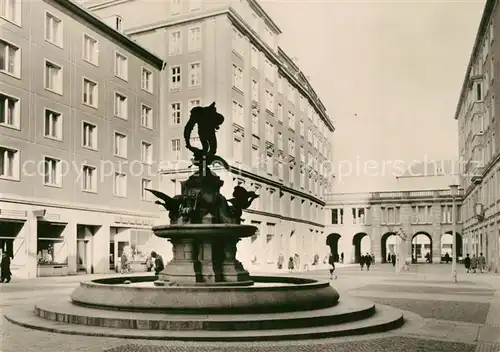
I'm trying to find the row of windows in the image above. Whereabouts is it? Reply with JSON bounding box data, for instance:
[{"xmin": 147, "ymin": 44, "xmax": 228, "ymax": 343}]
[
  {"xmin": 168, "ymin": 26, "xmax": 202, "ymax": 56},
  {"xmin": 330, "ymin": 205, "xmax": 463, "ymax": 225},
  {"xmin": 0, "ymin": 92, "xmax": 154, "ymax": 133},
  {"xmin": 168, "ymin": 62, "xmax": 202, "ymax": 91},
  {"xmin": 0, "ymin": 146, "xmax": 154, "ymax": 201},
  {"xmin": 0, "ymin": 16, "xmax": 155, "ymax": 92}
]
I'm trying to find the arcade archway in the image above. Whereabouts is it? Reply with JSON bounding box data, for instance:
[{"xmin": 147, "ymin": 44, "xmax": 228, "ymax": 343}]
[
  {"xmin": 326, "ymin": 233, "xmax": 341, "ymax": 262},
  {"xmin": 381, "ymin": 232, "xmax": 397, "ymax": 263},
  {"xmin": 412, "ymin": 232, "xmax": 432, "ymax": 263},
  {"xmin": 352, "ymin": 232, "xmax": 370, "ymax": 263},
  {"xmin": 441, "ymin": 231, "xmax": 463, "ymax": 262}
]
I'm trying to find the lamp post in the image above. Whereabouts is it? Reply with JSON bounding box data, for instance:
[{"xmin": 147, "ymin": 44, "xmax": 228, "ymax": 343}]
[{"xmin": 449, "ymin": 183, "xmax": 459, "ymax": 283}]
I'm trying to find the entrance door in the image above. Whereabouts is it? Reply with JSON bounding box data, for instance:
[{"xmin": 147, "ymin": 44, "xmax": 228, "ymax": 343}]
[{"xmin": 77, "ymin": 239, "xmax": 88, "ymax": 273}]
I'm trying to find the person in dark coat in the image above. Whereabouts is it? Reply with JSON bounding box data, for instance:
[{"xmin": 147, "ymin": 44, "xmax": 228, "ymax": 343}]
[
  {"xmin": 1, "ymin": 252, "xmax": 12, "ymax": 283},
  {"xmin": 328, "ymin": 253, "xmax": 337, "ymax": 280},
  {"xmin": 391, "ymin": 253, "xmax": 396, "ymax": 267},
  {"xmin": 340, "ymin": 252, "xmax": 344, "ymax": 263},
  {"xmin": 387, "ymin": 253, "xmax": 392, "ymax": 263},
  {"xmin": 365, "ymin": 253, "xmax": 372, "ymax": 271},
  {"xmin": 151, "ymin": 251, "xmax": 164, "ymax": 275},
  {"xmin": 359, "ymin": 255, "xmax": 365, "ymax": 270},
  {"xmin": 464, "ymin": 253, "xmax": 471, "ymax": 273},
  {"xmin": 288, "ymin": 256, "xmax": 294, "ymax": 272}
]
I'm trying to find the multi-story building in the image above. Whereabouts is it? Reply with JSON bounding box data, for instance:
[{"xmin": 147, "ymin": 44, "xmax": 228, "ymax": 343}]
[
  {"xmin": 454, "ymin": 0, "xmax": 500, "ymax": 273},
  {"xmin": 324, "ymin": 189, "xmax": 464, "ymax": 265},
  {"xmin": 0, "ymin": 0, "xmax": 165, "ymax": 278},
  {"xmin": 86, "ymin": 0, "xmax": 335, "ymax": 268}
]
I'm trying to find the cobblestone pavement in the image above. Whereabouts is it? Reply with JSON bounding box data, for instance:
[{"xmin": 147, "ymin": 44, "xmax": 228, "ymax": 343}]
[{"xmin": 1, "ymin": 264, "xmax": 499, "ymax": 352}]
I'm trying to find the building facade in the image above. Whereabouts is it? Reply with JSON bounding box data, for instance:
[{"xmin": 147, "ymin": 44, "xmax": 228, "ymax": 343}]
[
  {"xmin": 454, "ymin": 0, "xmax": 500, "ymax": 273},
  {"xmin": 324, "ymin": 189, "xmax": 464, "ymax": 265},
  {"xmin": 87, "ymin": 0, "xmax": 335, "ymax": 269},
  {"xmin": 0, "ymin": 0, "xmax": 166, "ymax": 277}
]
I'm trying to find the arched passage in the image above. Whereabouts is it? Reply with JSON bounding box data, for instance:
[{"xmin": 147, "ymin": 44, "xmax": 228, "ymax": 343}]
[
  {"xmin": 381, "ymin": 232, "xmax": 397, "ymax": 263},
  {"xmin": 441, "ymin": 231, "xmax": 463, "ymax": 262},
  {"xmin": 326, "ymin": 233, "xmax": 341, "ymax": 262},
  {"xmin": 412, "ymin": 232, "xmax": 432, "ymax": 263},
  {"xmin": 352, "ymin": 233, "xmax": 370, "ymax": 263}
]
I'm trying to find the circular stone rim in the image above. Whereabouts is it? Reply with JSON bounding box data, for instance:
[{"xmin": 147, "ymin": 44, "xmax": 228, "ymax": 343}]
[
  {"xmin": 151, "ymin": 224, "xmax": 257, "ymax": 239},
  {"xmin": 70, "ymin": 275, "xmax": 340, "ymax": 313}
]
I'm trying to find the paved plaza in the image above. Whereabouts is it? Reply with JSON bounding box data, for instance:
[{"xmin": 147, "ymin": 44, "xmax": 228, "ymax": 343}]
[{"xmin": 1, "ymin": 264, "xmax": 499, "ymax": 352}]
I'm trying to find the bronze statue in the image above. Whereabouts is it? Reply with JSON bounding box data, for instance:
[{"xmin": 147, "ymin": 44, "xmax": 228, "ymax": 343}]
[
  {"xmin": 146, "ymin": 189, "xmax": 182, "ymax": 220},
  {"xmin": 228, "ymin": 186, "xmax": 259, "ymax": 222}
]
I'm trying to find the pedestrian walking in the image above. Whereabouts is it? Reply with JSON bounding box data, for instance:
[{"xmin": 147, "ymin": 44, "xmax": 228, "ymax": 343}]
[
  {"xmin": 359, "ymin": 255, "xmax": 365, "ymax": 271},
  {"xmin": 151, "ymin": 251, "xmax": 164, "ymax": 275},
  {"xmin": 294, "ymin": 253, "xmax": 300, "ymax": 272},
  {"xmin": 391, "ymin": 253, "xmax": 396, "ymax": 267},
  {"xmin": 288, "ymin": 256, "xmax": 294, "ymax": 272},
  {"xmin": 478, "ymin": 253, "xmax": 486, "ymax": 273},
  {"xmin": 464, "ymin": 253, "xmax": 471, "ymax": 273},
  {"xmin": 1, "ymin": 252, "xmax": 12, "ymax": 283},
  {"xmin": 328, "ymin": 252, "xmax": 337, "ymax": 280},
  {"xmin": 471, "ymin": 254, "xmax": 478, "ymax": 273},
  {"xmin": 365, "ymin": 253, "xmax": 372, "ymax": 271}
]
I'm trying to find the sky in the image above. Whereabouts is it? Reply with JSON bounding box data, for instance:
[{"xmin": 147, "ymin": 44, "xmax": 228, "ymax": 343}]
[{"xmin": 261, "ymin": 0, "xmax": 485, "ymax": 192}]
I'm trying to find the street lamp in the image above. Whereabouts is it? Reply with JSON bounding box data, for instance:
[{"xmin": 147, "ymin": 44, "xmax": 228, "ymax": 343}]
[{"xmin": 449, "ymin": 183, "xmax": 459, "ymax": 283}]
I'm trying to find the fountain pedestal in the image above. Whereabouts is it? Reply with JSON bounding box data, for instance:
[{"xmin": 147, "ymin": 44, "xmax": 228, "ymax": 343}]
[{"xmin": 154, "ymin": 224, "xmax": 255, "ymax": 286}]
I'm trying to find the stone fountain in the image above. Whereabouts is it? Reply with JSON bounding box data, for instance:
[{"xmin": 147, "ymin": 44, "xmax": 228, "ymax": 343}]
[{"xmin": 4, "ymin": 103, "xmax": 405, "ymax": 341}]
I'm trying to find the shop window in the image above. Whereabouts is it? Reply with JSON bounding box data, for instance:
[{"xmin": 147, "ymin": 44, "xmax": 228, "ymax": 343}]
[{"xmin": 37, "ymin": 222, "xmax": 67, "ymax": 265}]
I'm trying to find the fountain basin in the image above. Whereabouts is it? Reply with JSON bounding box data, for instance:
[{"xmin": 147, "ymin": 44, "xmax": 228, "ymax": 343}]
[
  {"xmin": 70, "ymin": 275, "xmax": 339, "ymax": 314},
  {"xmin": 152, "ymin": 223, "xmax": 257, "ymax": 240}
]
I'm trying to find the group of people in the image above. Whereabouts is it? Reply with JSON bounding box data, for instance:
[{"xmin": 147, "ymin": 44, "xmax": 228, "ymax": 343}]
[
  {"xmin": 463, "ymin": 253, "xmax": 487, "ymax": 273},
  {"xmin": 359, "ymin": 253, "xmax": 374, "ymax": 270},
  {"xmin": 120, "ymin": 251, "xmax": 165, "ymax": 275}
]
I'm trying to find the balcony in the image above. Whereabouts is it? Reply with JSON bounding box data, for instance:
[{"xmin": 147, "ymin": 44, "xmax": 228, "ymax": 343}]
[{"xmin": 324, "ymin": 189, "xmax": 464, "ymax": 203}]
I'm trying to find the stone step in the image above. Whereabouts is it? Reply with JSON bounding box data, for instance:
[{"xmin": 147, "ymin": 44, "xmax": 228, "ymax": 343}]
[
  {"xmin": 33, "ymin": 297, "xmax": 376, "ymax": 331},
  {"xmin": 4, "ymin": 303, "xmax": 405, "ymax": 342}
]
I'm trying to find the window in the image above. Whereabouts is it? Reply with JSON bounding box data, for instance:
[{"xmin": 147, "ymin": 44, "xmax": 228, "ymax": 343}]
[
  {"xmin": 44, "ymin": 60, "xmax": 63, "ymax": 94},
  {"xmin": 441, "ymin": 205, "xmax": 452, "ymax": 224},
  {"xmin": 412, "ymin": 205, "xmax": 431, "ymax": 223},
  {"xmin": 300, "ymin": 146, "xmax": 305, "ymax": 162},
  {"xmin": 307, "ymin": 128, "xmax": 312, "ymax": 143},
  {"xmin": 232, "ymin": 100, "xmax": 244, "ymax": 126},
  {"xmin": 382, "ymin": 206, "xmax": 400, "ymax": 224},
  {"xmin": 331, "ymin": 208, "xmax": 344, "ymax": 224},
  {"xmin": 251, "ymin": 147, "xmax": 259, "ymax": 167},
  {"xmin": 288, "ymin": 111, "xmax": 295, "ymax": 130},
  {"xmin": 299, "ymin": 120, "xmax": 305, "ymax": 136},
  {"xmin": 352, "ymin": 208, "xmax": 366, "ymax": 225},
  {"xmin": 278, "ymin": 75, "xmax": 284, "ymax": 94},
  {"xmin": 170, "ymin": 0, "xmax": 181, "ymax": 15},
  {"xmin": 264, "ymin": 58, "xmax": 274, "ymax": 82},
  {"xmin": 45, "ymin": 13, "xmax": 62, "ymax": 47},
  {"xmin": 476, "ymin": 82, "xmax": 483, "ymax": 101},
  {"xmin": 251, "ymin": 46, "xmax": 259, "ymax": 69},
  {"xmin": 232, "ymin": 65, "xmax": 243, "ymax": 91},
  {"xmin": 141, "ymin": 104, "xmax": 153, "ymax": 129},
  {"xmin": 0, "ymin": 0, "xmax": 20, "ymax": 24},
  {"xmin": 114, "ymin": 52, "xmax": 128, "ymax": 80},
  {"xmin": 266, "ymin": 154, "xmax": 273, "ymax": 174},
  {"xmin": 234, "ymin": 137, "xmax": 243, "ymax": 163},
  {"xmin": 287, "ymin": 83, "xmax": 295, "ymax": 102},
  {"xmin": 188, "ymin": 62, "xmax": 201, "ymax": 87},
  {"xmin": 278, "ymin": 161, "xmax": 283, "ymax": 180},
  {"xmin": 114, "ymin": 132, "xmax": 127, "ymax": 158},
  {"xmin": 252, "ymin": 112, "xmax": 259, "ymax": 135},
  {"xmin": 82, "ymin": 78, "xmax": 97, "ymax": 107},
  {"xmin": 169, "ymin": 31, "xmax": 182, "ymax": 55},
  {"xmin": 171, "ymin": 102, "xmax": 181, "ymax": 125},
  {"xmin": 115, "ymin": 16, "xmax": 122, "ymax": 31},
  {"xmin": 188, "ymin": 99, "xmax": 201, "ymax": 111},
  {"xmin": 188, "ymin": 26, "xmax": 201, "ymax": 51},
  {"xmin": 265, "ymin": 90, "xmax": 274, "ymax": 112},
  {"xmin": 141, "ymin": 141, "xmax": 152, "ymax": 164},
  {"xmin": 252, "ymin": 79, "xmax": 259, "ymax": 101},
  {"xmin": 141, "ymin": 68, "xmax": 153, "ymax": 92},
  {"xmin": 0, "ymin": 93, "xmax": 19, "ymax": 128},
  {"xmin": 265, "ymin": 122, "xmax": 274, "ymax": 142},
  {"xmin": 114, "ymin": 93, "xmax": 127, "ymax": 119},
  {"xmin": 171, "ymin": 139, "xmax": 181, "ymax": 160},
  {"xmin": 0, "ymin": 146, "xmax": 19, "ymax": 180},
  {"xmin": 44, "ymin": 109, "xmax": 62, "ymax": 140},
  {"xmin": 277, "ymin": 103, "xmax": 283, "ymax": 122},
  {"xmin": 277, "ymin": 132, "xmax": 283, "ymax": 150},
  {"xmin": 83, "ymin": 34, "xmax": 98, "ymax": 65},
  {"xmin": 141, "ymin": 179, "xmax": 153, "ymax": 201},
  {"xmin": 82, "ymin": 122, "xmax": 97, "ymax": 149},
  {"xmin": 170, "ymin": 65, "xmax": 181, "ymax": 91},
  {"xmin": 0, "ymin": 39, "xmax": 20, "ymax": 77},
  {"xmin": 81, "ymin": 165, "xmax": 96, "ymax": 192},
  {"xmin": 43, "ymin": 157, "xmax": 61, "ymax": 186},
  {"xmin": 232, "ymin": 28, "xmax": 243, "ymax": 55},
  {"xmin": 288, "ymin": 138, "xmax": 295, "ymax": 155},
  {"xmin": 114, "ymin": 172, "xmax": 127, "ymax": 197}
]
